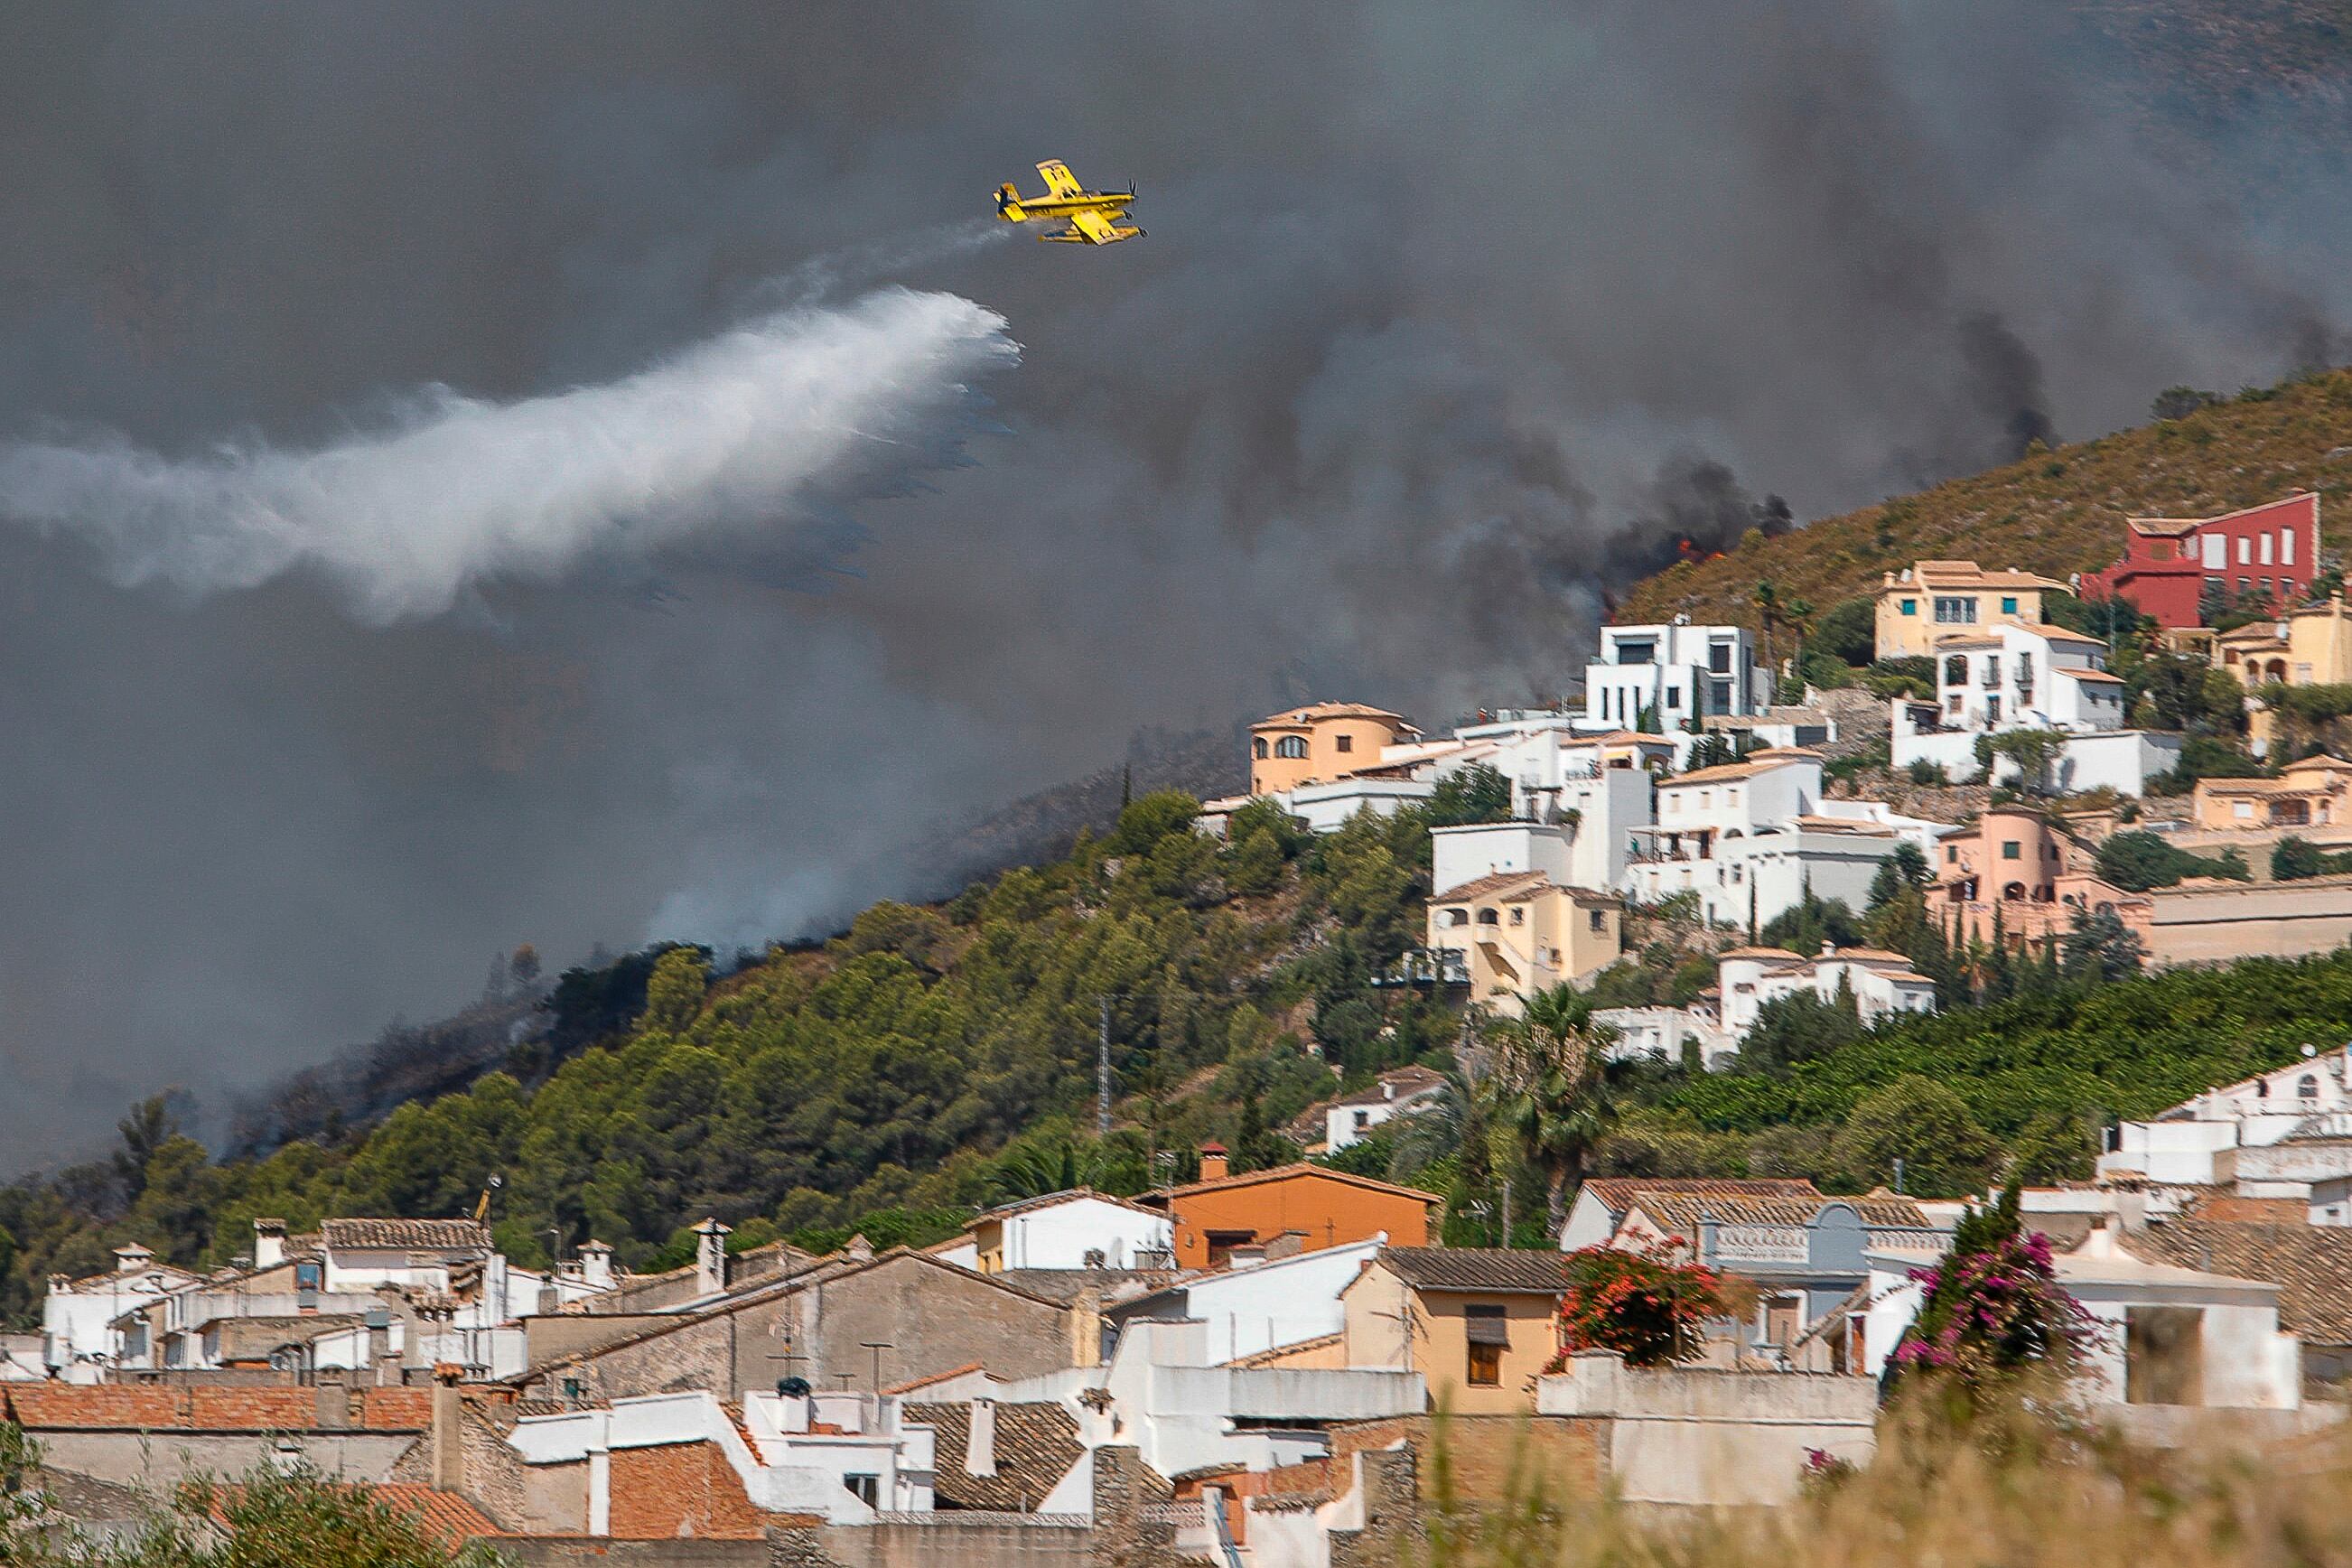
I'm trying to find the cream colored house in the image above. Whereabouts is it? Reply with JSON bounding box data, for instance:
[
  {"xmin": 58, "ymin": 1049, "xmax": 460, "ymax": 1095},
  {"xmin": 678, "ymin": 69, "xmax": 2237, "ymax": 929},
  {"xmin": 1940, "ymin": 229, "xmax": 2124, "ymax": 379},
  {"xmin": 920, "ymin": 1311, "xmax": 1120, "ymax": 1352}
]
[
  {"xmin": 1339, "ymin": 1247, "xmax": 1565, "ymax": 1414},
  {"xmin": 1874, "ymin": 560, "xmax": 2066, "ymax": 660},
  {"xmin": 1247, "ymin": 703, "xmax": 1419, "ymax": 795},
  {"xmin": 2191, "ymin": 754, "xmax": 2352, "ymax": 833},
  {"xmin": 1426, "ymin": 872, "xmax": 1621, "ymax": 1017},
  {"xmin": 2216, "ymin": 595, "xmax": 2352, "ymax": 689}
]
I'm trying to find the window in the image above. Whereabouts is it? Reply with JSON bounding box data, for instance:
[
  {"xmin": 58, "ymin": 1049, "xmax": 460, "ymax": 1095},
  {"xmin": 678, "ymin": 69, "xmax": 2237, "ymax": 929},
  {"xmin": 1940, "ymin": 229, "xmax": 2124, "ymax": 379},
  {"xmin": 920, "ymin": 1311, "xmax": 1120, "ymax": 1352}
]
[
  {"xmin": 294, "ymin": 1262, "xmax": 322, "ymax": 1291},
  {"xmin": 1445, "ymin": 908, "xmax": 1469, "ymax": 926},
  {"xmin": 2262, "ymin": 577, "xmax": 2273, "ymax": 595},
  {"xmin": 2283, "ymin": 529, "xmax": 2297, "ymax": 565},
  {"xmin": 1464, "ymin": 1306, "xmax": 1507, "ymax": 1386},
  {"xmin": 1508, "ymin": 907, "xmax": 1524, "ymax": 925},
  {"xmin": 2239, "ymin": 536, "xmax": 2253, "ymax": 565},
  {"xmin": 1589, "ymin": 909, "xmax": 1607, "ymax": 933},
  {"xmin": 1709, "ymin": 643, "xmax": 1733, "ymax": 674},
  {"xmin": 1900, "ymin": 598, "xmax": 1918, "ymax": 616},
  {"xmin": 1934, "ymin": 596, "xmax": 1977, "ymax": 625},
  {"xmin": 2001, "ymin": 595, "xmax": 2019, "ymax": 614},
  {"xmin": 1946, "ymin": 845, "xmax": 1958, "ymax": 863},
  {"xmin": 1252, "ymin": 738, "xmax": 1267, "ymax": 759},
  {"xmin": 1986, "ymin": 695, "xmax": 2001, "ymax": 721},
  {"xmin": 1616, "ymin": 639, "xmax": 1656, "ymax": 666},
  {"xmin": 2260, "ymin": 533, "xmax": 2274, "ymax": 565},
  {"xmin": 2002, "ymin": 841, "xmax": 2021, "ymax": 860},
  {"xmin": 2202, "ymin": 534, "xmax": 2226, "ymax": 570},
  {"xmin": 1204, "ymin": 1230, "xmax": 1255, "ymax": 1267},
  {"xmin": 2300, "ymin": 1075, "xmax": 2320, "ymax": 1099},
  {"xmin": 1354, "ymin": 1110, "xmax": 1371, "ymax": 1131},
  {"xmin": 1335, "ymin": 734, "xmax": 1353, "ymax": 753},
  {"xmin": 1274, "ymin": 736, "xmax": 1308, "ymax": 759},
  {"xmin": 845, "ymin": 1475, "xmax": 881, "ymax": 1508},
  {"xmin": 1944, "ymin": 656, "xmax": 1968, "ymax": 686},
  {"xmin": 1665, "ymin": 688, "xmax": 1682, "ymax": 709},
  {"xmin": 1477, "ymin": 909, "xmax": 1499, "ymax": 925}
]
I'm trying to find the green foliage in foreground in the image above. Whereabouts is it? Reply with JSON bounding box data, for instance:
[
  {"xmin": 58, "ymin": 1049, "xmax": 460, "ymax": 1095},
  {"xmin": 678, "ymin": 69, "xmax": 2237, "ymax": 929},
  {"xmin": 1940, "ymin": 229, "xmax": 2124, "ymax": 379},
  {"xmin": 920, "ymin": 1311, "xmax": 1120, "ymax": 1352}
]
[{"xmin": 0, "ymin": 1423, "xmax": 501, "ymax": 1566}]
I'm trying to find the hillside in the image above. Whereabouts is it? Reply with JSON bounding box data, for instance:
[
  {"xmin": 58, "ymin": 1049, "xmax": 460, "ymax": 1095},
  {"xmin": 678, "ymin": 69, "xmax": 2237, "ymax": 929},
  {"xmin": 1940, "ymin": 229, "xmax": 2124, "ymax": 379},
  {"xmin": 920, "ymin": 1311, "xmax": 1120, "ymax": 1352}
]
[{"xmin": 1616, "ymin": 370, "xmax": 2352, "ymax": 631}]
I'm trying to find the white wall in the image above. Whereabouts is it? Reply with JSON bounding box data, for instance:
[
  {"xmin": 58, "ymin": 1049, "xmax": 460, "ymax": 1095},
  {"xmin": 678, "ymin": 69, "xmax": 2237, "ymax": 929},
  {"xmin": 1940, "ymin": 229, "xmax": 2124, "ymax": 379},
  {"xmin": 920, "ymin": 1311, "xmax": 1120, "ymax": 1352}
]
[
  {"xmin": 1432, "ymin": 822, "xmax": 1573, "ymax": 892},
  {"xmin": 1000, "ymin": 1199, "xmax": 1172, "ymax": 1271},
  {"xmin": 1156, "ymin": 1239, "xmax": 1386, "ymax": 1362}
]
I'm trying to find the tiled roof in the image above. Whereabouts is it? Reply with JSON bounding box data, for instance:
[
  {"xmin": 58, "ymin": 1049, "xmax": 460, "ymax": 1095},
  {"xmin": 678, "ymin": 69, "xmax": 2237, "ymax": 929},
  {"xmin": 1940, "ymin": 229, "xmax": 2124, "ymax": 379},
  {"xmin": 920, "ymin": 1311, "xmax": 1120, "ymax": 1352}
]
[
  {"xmin": 975, "ymin": 1188, "xmax": 1166, "ymax": 1223},
  {"xmin": 883, "ymin": 1362, "xmax": 987, "ymax": 1396},
  {"xmin": 1254, "ymin": 704, "xmax": 1411, "ymax": 728},
  {"xmin": 992, "ymin": 1268, "xmax": 1177, "ymax": 1306},
  {"xmin": 1376, "ymin": 1247, "xmax": 1568, "ymax": 1293},
  {"xmin": 321, "ymin": 1218, "xmax": 490, "ymax": 1252},
  {"xmin": 2120, "ymin": 1222, "xmax": 2352, "ymax": 1345},
  {"xmin": 1664, "ymin": 753, "xmax": 1819, "ymax": 788},
  {"xmin": 2068, "ymin": 669, "xmax": 2127, "ymax": 683},
  {"xmin": 904, "ymin": 1401, "xmax": 1085, "ymax": 1512},
  {"xmin": 1327, "ymin": 1067, "xmax": 1449, "ymax": 1109},
  {"xmin": 1575, "ymin": 1178, "xmax": 1820, "ymax": 1218},
  {"xmin": 368, "ymin": 1486, "xmax": 504, "ymax": 1544},
  {"xmin": 1429, "ymin": 870, "xmax": 1548, "ymax": 902},
  {"xmin": 1153, "ymin": 1162, "xmax": 1442, "ymax": 1206},
  {"xmin": 1902, "ymin": 562, "xmax": 2068, "ymax": 591},
  {"xmin": 1623, "ymin": 1190, "xmax": 1931, "ymax": 1236},
  {"xmin": 3, "ymin": 1386, "xmax": 432, "ymax": 1432}
]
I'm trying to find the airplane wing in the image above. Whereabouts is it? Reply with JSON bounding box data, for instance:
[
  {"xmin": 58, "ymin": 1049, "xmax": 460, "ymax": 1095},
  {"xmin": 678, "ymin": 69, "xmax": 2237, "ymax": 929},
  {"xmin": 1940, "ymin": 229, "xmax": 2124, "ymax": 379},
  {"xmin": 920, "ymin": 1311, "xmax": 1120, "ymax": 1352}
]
[
  {"xmin": 1037, "ymin": 160, "xmax": 1085, "ymax": 198},
  {"xmin": 1068, "ymin": 208, "xmax": 1119, "ymax": 243}
]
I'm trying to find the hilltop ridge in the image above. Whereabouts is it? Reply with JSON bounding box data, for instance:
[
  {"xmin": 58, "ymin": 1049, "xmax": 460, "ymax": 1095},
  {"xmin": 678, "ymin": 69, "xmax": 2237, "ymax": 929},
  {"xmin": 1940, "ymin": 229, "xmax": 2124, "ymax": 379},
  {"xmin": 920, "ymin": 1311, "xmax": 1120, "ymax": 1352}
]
[{"xmin": 1616, "ymin": 371, "xmax": 2352, "ymax": 631}]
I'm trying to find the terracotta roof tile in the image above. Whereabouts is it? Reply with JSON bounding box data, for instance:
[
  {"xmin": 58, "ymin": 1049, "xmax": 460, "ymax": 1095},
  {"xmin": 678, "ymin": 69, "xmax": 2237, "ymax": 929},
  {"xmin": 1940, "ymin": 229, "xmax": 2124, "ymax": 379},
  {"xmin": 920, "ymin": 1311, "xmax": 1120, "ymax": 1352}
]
[
  {"xmin": 1, "ymin": 1386, "xmax": 432, "ymax": 1433},
  {"xmin": 321, "ymin": 1218, "xmax": 490, "ymax": 1252},
  {"xmin": 1375, "ymin": 1248, "xmax": 1568, "ymax": 1293},
  {"xmin": 1429, "ymin": 870, "xmax": 1549, "ymax": 902},
  {"xmin": 2120, "ymin": 1221, "xmax": 2352, "ymax": 1344},
  {"xmin": 1575, "ymin": 1178, "xmax": 1820, "ymax": 1218},
  {"xmin": 1326, "ymin": 1067, "xmax": 1449, "ymax": 1109},
  {"xmin": 904, "ymin": 1401, "xmax": 1084, "ymax": 1511},
  {"xmin": 368, "ymin": 1485, "xmax": 504, "ymax": 1543}
]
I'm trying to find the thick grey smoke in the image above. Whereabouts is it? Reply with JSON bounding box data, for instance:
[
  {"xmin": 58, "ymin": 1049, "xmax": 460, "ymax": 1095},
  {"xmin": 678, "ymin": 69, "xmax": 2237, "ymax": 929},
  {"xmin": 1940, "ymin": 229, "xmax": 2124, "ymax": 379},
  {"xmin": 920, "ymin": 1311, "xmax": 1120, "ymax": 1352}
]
[
  {"xmin": 1, "ymin": 0, "xmax": 2348, "ymax": 1163},
  {"xmin": 0, "ymin": 289, "xmax": 1016, "ymax": 620}
]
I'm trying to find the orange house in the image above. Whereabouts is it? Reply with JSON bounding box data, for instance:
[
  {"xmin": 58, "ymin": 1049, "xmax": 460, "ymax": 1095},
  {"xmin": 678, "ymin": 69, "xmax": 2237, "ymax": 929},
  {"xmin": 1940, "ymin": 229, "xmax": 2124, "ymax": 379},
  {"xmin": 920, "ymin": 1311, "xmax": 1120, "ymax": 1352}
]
[{"xmin": 1143, "ymin": 1148, "xmax": 1440, "ymax": 1269}]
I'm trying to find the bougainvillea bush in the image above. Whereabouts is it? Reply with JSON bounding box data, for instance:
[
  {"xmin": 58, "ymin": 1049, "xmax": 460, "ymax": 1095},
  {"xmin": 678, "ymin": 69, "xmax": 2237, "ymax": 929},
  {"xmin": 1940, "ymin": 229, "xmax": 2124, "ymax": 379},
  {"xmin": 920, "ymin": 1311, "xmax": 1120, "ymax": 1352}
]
[
  {"xmin": 1886, "ymin": 1183, "xmax": 2094, "ymax": 1396},
  {"xmin": 1551, "ymin": 1240, "xmax": 1724, "ymax": 1368}
]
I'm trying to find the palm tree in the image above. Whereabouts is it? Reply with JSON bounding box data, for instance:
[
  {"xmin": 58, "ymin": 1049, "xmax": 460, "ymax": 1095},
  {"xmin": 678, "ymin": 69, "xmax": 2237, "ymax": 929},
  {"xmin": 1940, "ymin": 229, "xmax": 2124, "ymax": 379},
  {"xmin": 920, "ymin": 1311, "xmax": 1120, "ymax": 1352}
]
[
  {"xmin": 1487, "ymin": 985, "xmax": 1619, "ymax": 1237},
  {"xmin": 1753, "ymin": 581, "xmax": 1781, "ymax": 674}
]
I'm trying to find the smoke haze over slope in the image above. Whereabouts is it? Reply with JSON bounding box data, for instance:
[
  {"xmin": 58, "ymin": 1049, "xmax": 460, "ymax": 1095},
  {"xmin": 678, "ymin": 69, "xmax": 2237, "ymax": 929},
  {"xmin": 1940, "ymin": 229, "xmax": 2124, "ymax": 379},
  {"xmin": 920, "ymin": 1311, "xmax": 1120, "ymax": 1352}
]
[{"xmin": 0, "ymin": 0, "xmax": 2347, "ymax": 1162}]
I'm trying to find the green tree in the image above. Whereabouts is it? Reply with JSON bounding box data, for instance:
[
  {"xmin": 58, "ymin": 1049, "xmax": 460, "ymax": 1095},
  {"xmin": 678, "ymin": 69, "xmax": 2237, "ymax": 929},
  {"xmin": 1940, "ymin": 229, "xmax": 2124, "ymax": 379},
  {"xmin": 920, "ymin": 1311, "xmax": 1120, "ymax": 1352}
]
[
  {"xmin": 2095, "ymin": 830, "xmax": 2245, "ymax": 891},
  {"xmin": 1987, "ymin": 729, "xmax": 2067, "ymax": 796},
  {"xmin": 1106, "ymin": 790, "xmax": 1201, "ymax": 854},
  {"xmin": 1828, "ymin": 1074, "xmax": 1997, "ymax": 1197},
  {"xmin": 2060, "ymin": 907, "xmax": 2145, "ymax": 984},
  {"xmin": 641, "ymin": 947, "xmax": 709, "ymax": 1034},
  {"xmin": 1812, "ymin": 596, "xmax": 1877, "ymax": 667},
  {"xmin": 1867, "ymin": 842, "xmax": 1931, "ymax": 911},
  {"xmin": 1759, "ymin": 891, "xmax": 1863, "ymax": 954},
  {"xmin": 1221, "ymin": 825, "xmax": 1285, "ymax": 896},
  {"xmin": 1428, "ymin": 763, "xmax": 1514, "ymax": 827},
  {"xmin": 1489, "ymin": 985, "xmax": 1617, "ymax": 1233}
]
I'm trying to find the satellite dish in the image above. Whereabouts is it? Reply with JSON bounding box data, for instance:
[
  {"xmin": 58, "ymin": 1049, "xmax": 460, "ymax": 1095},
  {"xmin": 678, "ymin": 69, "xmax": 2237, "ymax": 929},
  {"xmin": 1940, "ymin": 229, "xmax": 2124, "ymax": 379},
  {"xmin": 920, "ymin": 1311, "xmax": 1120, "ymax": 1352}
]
[
  {"xmin": 2304, "ymin": 1044, "xmax": 2319, "ymax": 1059},
  {"xmin": 778, "ymin": 1376, "xmax": 813, "ymax": 1398}
]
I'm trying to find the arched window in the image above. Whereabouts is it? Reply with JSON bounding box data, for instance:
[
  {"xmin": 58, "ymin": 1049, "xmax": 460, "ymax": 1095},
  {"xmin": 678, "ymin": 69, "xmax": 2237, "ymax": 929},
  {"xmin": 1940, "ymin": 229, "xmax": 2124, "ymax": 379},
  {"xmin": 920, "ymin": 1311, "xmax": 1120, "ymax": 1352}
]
[
  {"xmin": 1444, "ymin": 909, "xmax": 1469, "ymax": 927},
  {"xmin": 1274, "ymin": 736, "xmax": 1309, "ymax": 759},
  {"xmin": 2002, "ymin": 882, "xmax": 2028, "ymax": 901},
  {"xmin": 1252, "ymin": 738, "xmax": 1268, "ymax": 759},
  {"xmin": 1476, "ymin": 910, "xmax": 1499, "ymax": 926},
  {"xmin": 2300, "ymin": 1074, "xmax": 2320, "ymax": 1099}
]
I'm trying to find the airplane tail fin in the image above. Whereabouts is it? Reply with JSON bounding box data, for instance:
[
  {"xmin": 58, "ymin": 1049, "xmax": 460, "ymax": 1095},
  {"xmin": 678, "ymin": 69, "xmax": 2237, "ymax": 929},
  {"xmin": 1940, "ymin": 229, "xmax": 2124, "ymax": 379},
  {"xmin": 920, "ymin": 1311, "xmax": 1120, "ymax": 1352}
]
[{"xmin": 995, "ymin": 184, "xmax": 1026, "ymax": 222}]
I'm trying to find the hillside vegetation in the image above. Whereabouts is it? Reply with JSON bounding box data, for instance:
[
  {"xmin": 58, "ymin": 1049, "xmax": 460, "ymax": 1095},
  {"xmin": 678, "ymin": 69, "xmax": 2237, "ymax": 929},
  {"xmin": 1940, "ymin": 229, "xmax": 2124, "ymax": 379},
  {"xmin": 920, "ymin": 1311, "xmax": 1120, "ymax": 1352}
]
[{"xmin": 1616, "ymin": 370, "xmax": 2352, "ymax": 631}]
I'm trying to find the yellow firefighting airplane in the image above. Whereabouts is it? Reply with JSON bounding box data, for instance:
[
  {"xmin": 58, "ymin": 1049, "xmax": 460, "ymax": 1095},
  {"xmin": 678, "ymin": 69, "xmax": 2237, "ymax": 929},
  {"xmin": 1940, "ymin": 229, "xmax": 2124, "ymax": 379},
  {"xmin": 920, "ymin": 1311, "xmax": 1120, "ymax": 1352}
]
[{"xmin": 994, "ymin": 160, "xmax": 1143, "ymax": 244}]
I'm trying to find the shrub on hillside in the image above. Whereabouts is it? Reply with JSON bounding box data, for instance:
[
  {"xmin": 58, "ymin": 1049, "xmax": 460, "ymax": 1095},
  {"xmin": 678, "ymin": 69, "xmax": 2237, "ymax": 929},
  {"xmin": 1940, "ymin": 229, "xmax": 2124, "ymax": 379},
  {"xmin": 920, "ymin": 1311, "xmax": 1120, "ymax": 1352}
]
[{"xmin": 2095, "ymin": 829, "xmax": 2247, "ymax": 891}]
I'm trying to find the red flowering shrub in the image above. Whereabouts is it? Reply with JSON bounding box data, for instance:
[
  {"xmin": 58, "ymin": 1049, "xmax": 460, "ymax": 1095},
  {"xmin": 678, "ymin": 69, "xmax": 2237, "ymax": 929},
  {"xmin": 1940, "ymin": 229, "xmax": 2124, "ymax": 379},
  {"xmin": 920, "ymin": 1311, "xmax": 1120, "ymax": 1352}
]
[{"xmin": 1550, "ymin": 1239, "xmax": 1723, "ymax": 1368}]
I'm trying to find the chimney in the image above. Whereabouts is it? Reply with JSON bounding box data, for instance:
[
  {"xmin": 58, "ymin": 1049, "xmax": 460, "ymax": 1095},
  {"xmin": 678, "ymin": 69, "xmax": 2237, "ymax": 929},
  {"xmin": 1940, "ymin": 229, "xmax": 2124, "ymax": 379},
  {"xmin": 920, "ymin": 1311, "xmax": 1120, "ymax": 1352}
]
[
  {"xmin": 2082, "ymin": 1214, "xmax": 2117, "ymax": 1258},
  {"xmin": 252, "ymin": 1219, "xmax": 286, "ymax": 1271},
  {"xmin": 313, "ymin": 1369, "xmax": 354, "ymax": 1431},
  {"xmin": 693, "ymin": 1218, "xmax": 731, "ymax": 1297},
  {"xmin": 113, "ymin": 1244, "xmax": 154, "ymax": 1274},
  {"xmin": 578, "ymin": 1239, "xmax": 614, "ymax": 1291},
  {"xmin": 965, "ymin": 1398, "xmax": 999, "ymax": 1479},
  {"xmin": 365, "ymin": 1309, "xmax": 393, "ymax": 1381},
  {"xmin": 1069, "ymin": 1285, "xmax": 1104, "ymax": 1370},
  {"xmin": 431, "ymin": 1363, "xmax": 465, "ymax": 1492},
  {"xmin": 1199, "ymin": 1143, "xmax": 1229, "ymax": 1182}
]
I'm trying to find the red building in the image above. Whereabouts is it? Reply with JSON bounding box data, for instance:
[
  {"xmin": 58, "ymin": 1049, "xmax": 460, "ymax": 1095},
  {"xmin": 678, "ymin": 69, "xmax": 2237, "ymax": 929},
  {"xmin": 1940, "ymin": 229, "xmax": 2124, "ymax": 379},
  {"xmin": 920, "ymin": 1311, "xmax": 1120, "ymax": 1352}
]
[{"xmin": 2078, "ymin": 493, "xmax": 2320, "ymax": 629}]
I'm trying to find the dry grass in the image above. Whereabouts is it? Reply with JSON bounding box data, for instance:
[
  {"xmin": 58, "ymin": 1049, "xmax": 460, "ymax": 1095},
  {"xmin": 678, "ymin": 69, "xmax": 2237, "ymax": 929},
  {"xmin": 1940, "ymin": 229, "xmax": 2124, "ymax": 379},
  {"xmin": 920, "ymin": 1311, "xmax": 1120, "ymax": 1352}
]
[
  {"xmin": 1614, "ymin": 370, "xmax": 2352, "ymax": 635},
  {"xmin": 1418, "ymin": 1397, "xmax": 2352, "ymax": 1568}
]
